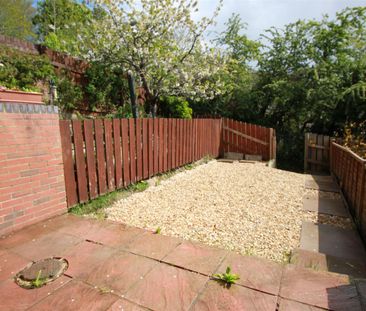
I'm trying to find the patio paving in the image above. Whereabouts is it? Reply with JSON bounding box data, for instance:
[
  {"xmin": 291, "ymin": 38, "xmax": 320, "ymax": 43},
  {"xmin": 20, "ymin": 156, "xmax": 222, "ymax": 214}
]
[{"xmin": 0, "ymin": 214, "xmax": 365, "ymax": 310}]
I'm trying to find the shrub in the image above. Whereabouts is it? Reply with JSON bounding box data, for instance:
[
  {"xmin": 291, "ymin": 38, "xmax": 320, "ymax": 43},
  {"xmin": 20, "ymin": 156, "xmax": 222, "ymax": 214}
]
[
  {"xmin": 159, "ymin": 96, "xmax": 192, "ymax": 119},
  {"xmin": 0, "ymin": 46, "xmax": 55, "ymax": 92}
]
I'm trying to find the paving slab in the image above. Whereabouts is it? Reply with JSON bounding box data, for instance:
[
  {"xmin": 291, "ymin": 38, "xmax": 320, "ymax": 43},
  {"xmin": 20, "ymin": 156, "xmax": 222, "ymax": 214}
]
[
  {"xmin": 245, "ymin": 154, "xmax": 263, "ymax": 161},
  {"xmin": 0, "ymin": 275, "xmax": 71, "ymax": 311},
  {"xmin": 0, "ymin": 220, "xmax": 61, "ymax": 250},
  {"xmin": 224, "ymin": 152, "xmax": 244, "ymax": 160},
  {"xmin": 63, "ymin": 240, "xmax": 117, "ymax": 280},
  {"xmin": 162, "ymin": 240, "xmax": 228, "ymax": 276},
  {"xmin": 278, "ymin": 298, "xmax": 327, "ymax": 310},
  {"xmin": 28, "ymin": 280, "xmax": 118, "ymax": 311},
  {"xmin": 300, "ymin": 221, "xmax": 366, "ymax": 262},
  {"xmin": 124, "ymin": 262, "xmax": 208, "ymax": 311},
  {"xmin": 86, "ymin": 251, "xmax": 158, "ymax": 295},
  {"xmin": 84, "ymin": 222, "xmax": 145, "ymax": 249},
  {"xmin": 216, "ymin": 252, "xmax": 283, "ymax": 295},
  {"xmin": 0, "ymin": 250, "xmax": 29, "ymax": 282},
  {"xmin": 106, "ymin": 299, "xmax": 147, "ymax": 310},
  {"xmin": 280, "ymin": 265, "xmax": 362, "ymax": 310},
  {"xmin": 191, "ymin": 280, "xmax": 277, "ymax": 311},
  {"xmin": 124, "ymin": 231, "xmax": 182, "ymax": 260},
  {"xmin": 290, "ymin": 248, "xmax": 366, "ymax": 279},
  {"xmin": 10, "ymin": 231, "xmax": 83, "ymax": 261},
  {"xmin": 217, "ymin": 159, "xmax": 234, "ymax": 163},
  {"xmin": 308, "ymin": 175, "xmax": 335, "ymax": 183},
  {"xmin": 303, "ymin": 197, "xmax": 349, "ymax": 217},
  {"xmin": 305, "ymin": 179, "xmax": 340, "ymax": 192}
]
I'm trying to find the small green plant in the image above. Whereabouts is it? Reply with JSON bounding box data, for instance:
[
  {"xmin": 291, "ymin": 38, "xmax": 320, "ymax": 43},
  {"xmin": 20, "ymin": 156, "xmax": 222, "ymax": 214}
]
[
  {"xmin": 154, "ymin": 227, "xmax": 162, "ymax": 234},
  {"xmin": 213, "ymin": 266, "xmax": 240, "ymax": 285},
  {"xmin": 31, "ymin": 270, "xmax": 46, "ymax": 288},
  {"xmin": 69, "ymin": 181, "xmax": 149, "ymax": 217}
]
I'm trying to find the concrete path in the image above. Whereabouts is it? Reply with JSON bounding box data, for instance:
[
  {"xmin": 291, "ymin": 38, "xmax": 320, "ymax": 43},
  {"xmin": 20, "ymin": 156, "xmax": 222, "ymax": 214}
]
[
  {"xmin": 302, "ymin": 197, "xmax": 350, "ymax": 218},
  {"xmin": 294, "ymin": 175, "xmax": 366, "ymax": 280},
  {"xmin": 0, "ymin": 214, "xmax": 365, "ymax": 310}
]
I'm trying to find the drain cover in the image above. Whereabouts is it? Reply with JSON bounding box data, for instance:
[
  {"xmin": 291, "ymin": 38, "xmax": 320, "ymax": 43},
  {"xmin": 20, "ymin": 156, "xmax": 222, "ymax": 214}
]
[{"xmin": 15, "ymin": 257, "xmax": 68, "ymax": 289}]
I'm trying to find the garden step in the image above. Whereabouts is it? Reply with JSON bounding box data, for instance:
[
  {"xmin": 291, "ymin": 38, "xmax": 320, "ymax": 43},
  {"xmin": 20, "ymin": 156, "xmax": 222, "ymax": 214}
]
[
  {"xmin": 300, "ymin": 221, "xmax": 366, "ymax": 262},
  {"xmin": 302, "ymin": 197, "xmax": 350, "ymax": 218},
  {"xmin": 290, "ymin": 248, "xmax": 366, "ymax": 279},
  {"xmin": 224, "ymin": 152, "xmax": 244, "ymax": 160}
]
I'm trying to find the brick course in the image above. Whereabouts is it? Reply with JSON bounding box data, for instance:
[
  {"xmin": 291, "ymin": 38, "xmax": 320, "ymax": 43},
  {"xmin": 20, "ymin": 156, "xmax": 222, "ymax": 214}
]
[{"xmin": 0, "ymin": 104, "xmax": 67, "ymax": 235}]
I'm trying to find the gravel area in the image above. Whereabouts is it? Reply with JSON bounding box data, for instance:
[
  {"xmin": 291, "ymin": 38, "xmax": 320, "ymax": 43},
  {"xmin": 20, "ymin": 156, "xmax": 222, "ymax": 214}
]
[
  {"xmin": 303, "ymin": 211, "xmax": 354, "ymax": 230},
  {"xmin": 106, "ymin": 160, "xmax": 305, "ymax": 262}
]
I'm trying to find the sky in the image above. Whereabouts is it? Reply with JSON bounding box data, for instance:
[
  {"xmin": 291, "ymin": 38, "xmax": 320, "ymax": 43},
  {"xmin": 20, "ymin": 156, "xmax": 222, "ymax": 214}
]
[
  {"xmin": 193, "ymin": 0, "xmax": 366, "ymax": 41},
  {"xmin": 32, "ymin": 0, "xmax": 365, "ymax": 41}
]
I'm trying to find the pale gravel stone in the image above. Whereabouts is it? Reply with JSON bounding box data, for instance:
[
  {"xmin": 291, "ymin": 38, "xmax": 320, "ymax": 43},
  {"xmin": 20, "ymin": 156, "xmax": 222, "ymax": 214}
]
[{"xmin": 106, "ymin": 160, "xmax": 305, "ymax": 263}]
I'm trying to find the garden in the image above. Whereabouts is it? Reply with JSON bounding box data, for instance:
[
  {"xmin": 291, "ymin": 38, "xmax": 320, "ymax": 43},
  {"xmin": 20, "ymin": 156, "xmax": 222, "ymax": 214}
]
[{"xmin": 1, "ymin": 0, "xmax": 366, "ymax": 310}]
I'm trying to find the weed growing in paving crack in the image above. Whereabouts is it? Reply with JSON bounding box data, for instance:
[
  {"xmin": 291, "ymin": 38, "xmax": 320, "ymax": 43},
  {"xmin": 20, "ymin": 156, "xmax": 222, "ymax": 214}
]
[
  {"xmin": 213, "ymin": 266, "xmax": 240, "ymax": 287},
  {"xmin": 154, "ymin": 227, "xmax": 162, "ymax": 234}
]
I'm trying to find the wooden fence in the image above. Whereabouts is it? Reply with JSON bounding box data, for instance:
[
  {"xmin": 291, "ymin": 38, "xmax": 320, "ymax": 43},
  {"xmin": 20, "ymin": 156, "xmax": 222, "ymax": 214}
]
[
  {"xmin": 304, "ymin": 133, "xmax": 331, "ymax": 173},
  {"xmin": 60, "ymin": 118, "xmax": 222, "ymax": 207},
  {"xmin": 222, "ymin": 118, "xmax": 276, "ymax": 161},
  {"xmin": 330, "ymin": 142, "xmax": 366, "ymax": 241}
]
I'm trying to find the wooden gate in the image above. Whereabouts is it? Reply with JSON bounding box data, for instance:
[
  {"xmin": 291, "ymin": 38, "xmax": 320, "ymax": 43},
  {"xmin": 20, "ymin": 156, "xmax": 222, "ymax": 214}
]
[
  {"xmin": 304, "ymin": 133, "xmax": 331, "ymax": 173},
  {"xmin": 222, "ymin": 118, "xmax": 276, "ymax": 161}
]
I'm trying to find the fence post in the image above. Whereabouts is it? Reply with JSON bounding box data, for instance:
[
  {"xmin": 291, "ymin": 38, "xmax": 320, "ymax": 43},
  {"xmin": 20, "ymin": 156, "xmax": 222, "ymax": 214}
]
[{"xmin": 304, "ymin": 133, "xmax": 309, "ymax": 172}]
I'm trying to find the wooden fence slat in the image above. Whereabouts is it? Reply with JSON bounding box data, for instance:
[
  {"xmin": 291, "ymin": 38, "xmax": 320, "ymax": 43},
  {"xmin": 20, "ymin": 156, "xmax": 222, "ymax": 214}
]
[
  {"xmin": 95, "ymin": 119, "xmax": 107, "ymax": 195},
  {"xmin": 129, "ymin": 119, "xmax": 136, "ymax": 183},
  {"xmin": 163, "ymin": 119, "xmax": 168, "ymax": 171},
  {"xmin": 136, "ymin": 119, "xmax": 142, "ymax": 181},
  {"xmin": 72, "ymin": 120, "xmax": 88, "ymax": 202},
  {"xmin": 158, "ymin": 119, "xmax": 164, "ymax": 173},
  {"xmin": 154, "ymin": 118, "xmax": 159, "ymax": 175},
  {"xmin": 84, "ymin": 120, "xmax": 98, "ymax": 199},
  {"xmin": 148, "ymin": 119, "xmax": 154, "ymax": 177},
  {"xmin": 172, "ymin": 119, "xmax": 176, "ymax": 168},
  {"xmin": 113, "ymin": 119, "xmax": 123, "ymax": 188},
  {"xmin": 167, "ymin": 119, "xmax": 172, "ymax": 171},
  {"xmin": 59, "ymin": 120, "xmax": 78, "ymax": 207},
  {"xmin": 142, "ymin": 119, "xmax": 148, "ymax": 179},
  {"xmin": 121, "ymin": 119, "xmax": 130, "ymax": 186},
  {"xmin": 104, "ymin": 119, "xmax": 115, "ymax": 191}
]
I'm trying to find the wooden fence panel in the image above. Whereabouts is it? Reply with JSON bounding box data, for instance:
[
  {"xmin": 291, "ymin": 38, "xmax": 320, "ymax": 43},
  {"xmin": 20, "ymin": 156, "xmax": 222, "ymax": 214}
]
[
  {"xmin": 331, "ymin": 142, "xmax": 366, "ymax": 241},
  {"xmin": 95, "ymin": 119, "xmax": 107, "ymax": 195},
  {"xmin": 142, "ymin": 119, "xmax": 148, "ymax": 179},
  {"xmin": 72, "ymin": 120, "xmax": 88, "ymax": 202},
  {"xmin": 60, "ymin": 120, "xmax": 78, "ymax": 206},
  {"xmin": 172, "ymin": 119, "xmax": 177, "ymax": 168},
  {"xmin": 163, "ymin": 119, "xmax": 168, "ymax": 172},
  {"xmin": 148, "ymin": 119, "xmax": 153, "ymax": 177},
  {"xmin": 129, "ymin": 119, "xmax": 136, "ymax": 183},
  {"xmin": 158, "ymin": 119, "xmax": 164, "ymax": 173},
  {"xmin": 104, "ymin": 119, "xmax": 115, "ymax": 191},
  {"xmin": 121, "ymin": 119, "xmax": 130, "ymax": 186},
  {"xmin": 136, "ymin": 119, "xmax": 142, "ymax": 181},
  {"xmin": 84, "ymin": 120, "xmax": 98, "ymax": 199},
  {"xmin": 113, "ymin": 119, "xmax": 123, "ymax": 189},
  {"xmin": 154, "ymin": 119, "xmax": 159, "ymax": 175},
  {"xmin": 304, "ymin": 133, "xmax": 331, "ymax": 173},
  {"xmin": 168, "ymin": 119, "xmax": 172, "ymax": 171}
]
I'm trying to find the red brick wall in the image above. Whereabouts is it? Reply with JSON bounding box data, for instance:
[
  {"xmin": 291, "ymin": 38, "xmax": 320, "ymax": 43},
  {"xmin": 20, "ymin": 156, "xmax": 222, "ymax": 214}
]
[{"xmin": 0, "ymin": 103, "xmax": 67, "ymax": 235}]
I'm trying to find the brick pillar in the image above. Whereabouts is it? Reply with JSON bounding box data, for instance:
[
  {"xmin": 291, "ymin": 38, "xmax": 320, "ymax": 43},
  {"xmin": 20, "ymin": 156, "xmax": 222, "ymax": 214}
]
[{"xmin": 0, "ymin": 102, "xmax": 67, "ymax": 235}]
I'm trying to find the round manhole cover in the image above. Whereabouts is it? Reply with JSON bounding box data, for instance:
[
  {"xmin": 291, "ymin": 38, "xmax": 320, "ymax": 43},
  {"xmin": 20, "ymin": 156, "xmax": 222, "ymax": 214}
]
[{"xmin": 15, "ymin": 257, "xmax": 68, "ymax": 289}]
